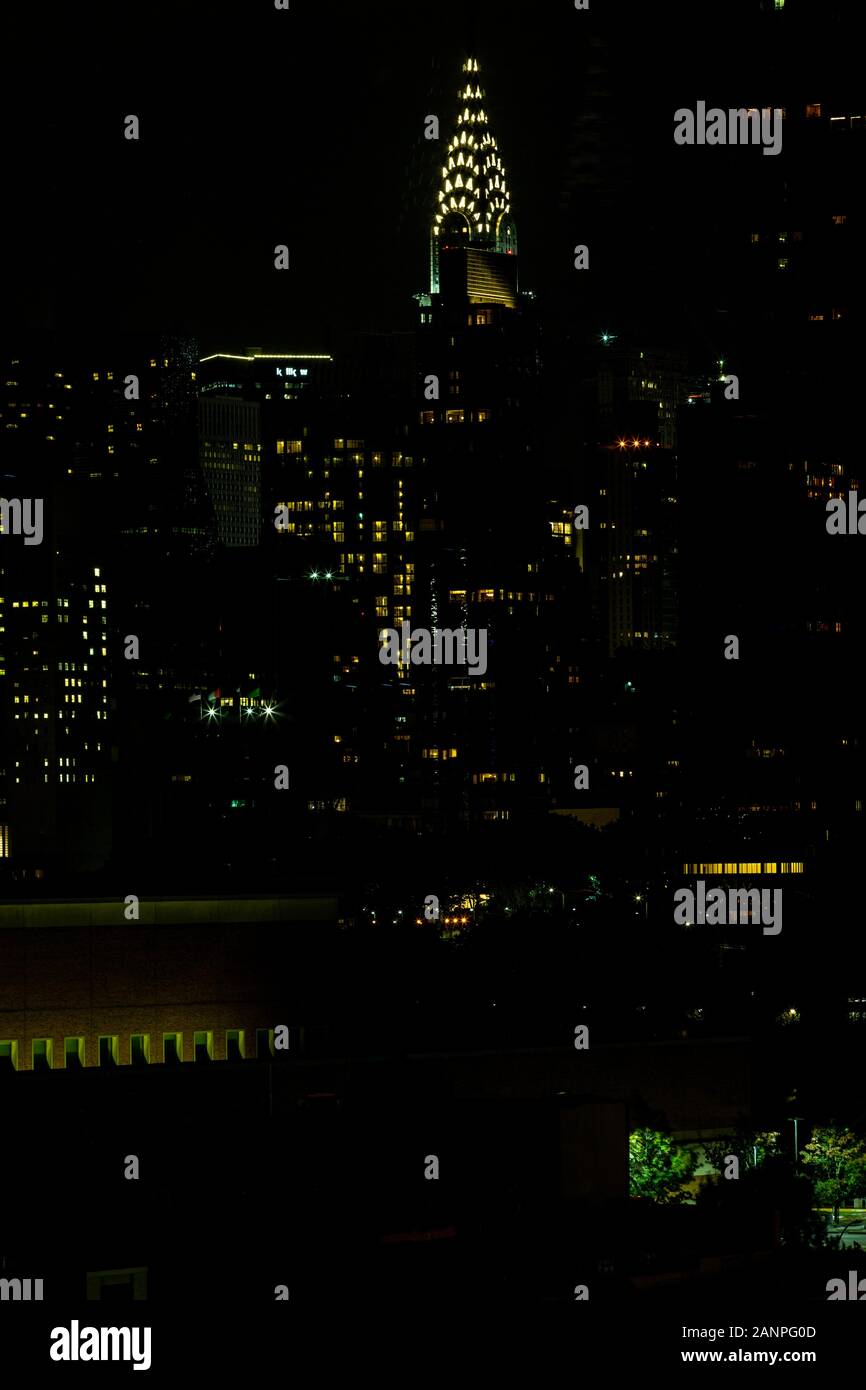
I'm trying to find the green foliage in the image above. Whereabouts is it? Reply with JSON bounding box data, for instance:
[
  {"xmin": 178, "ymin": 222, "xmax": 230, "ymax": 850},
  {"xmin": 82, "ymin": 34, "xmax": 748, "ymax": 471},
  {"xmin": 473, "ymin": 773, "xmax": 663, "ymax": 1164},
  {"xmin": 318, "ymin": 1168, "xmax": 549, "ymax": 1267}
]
[
  {"xmin": 800, "ymin": 1126, "xmax": 866, "ymax": 1208},
  {"xmin": 703, "ymin": 1127, "xmax": 781, "ymax": 1176},
  {"xmin": 629, "ymin": 1127, "xmax": 697, "ymax": 1203}
]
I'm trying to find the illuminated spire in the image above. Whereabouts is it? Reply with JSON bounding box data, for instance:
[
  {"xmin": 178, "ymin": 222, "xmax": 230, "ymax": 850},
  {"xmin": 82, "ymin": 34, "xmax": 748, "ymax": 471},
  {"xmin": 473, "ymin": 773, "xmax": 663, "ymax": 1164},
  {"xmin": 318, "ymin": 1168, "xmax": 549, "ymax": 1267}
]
[{"xmin": 430, "ymin": 56, "xmax": 517, "ymax": 293}]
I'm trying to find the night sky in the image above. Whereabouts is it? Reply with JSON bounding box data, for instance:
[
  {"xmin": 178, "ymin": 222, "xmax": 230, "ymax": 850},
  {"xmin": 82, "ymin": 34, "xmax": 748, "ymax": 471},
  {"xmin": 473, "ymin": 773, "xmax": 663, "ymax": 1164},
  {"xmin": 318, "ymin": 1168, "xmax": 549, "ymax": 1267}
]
[{"xmin": 5, "ymin": 0, "xmax": 858, "ymax": 355}]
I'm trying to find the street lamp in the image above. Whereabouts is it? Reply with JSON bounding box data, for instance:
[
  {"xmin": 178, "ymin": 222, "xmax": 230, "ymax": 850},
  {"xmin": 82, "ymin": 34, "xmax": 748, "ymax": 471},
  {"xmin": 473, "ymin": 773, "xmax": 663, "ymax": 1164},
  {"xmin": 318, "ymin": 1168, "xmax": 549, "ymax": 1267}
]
[{"xmin": 788, "ymin": 1115, "xmax": 804, "ymax": 1167}]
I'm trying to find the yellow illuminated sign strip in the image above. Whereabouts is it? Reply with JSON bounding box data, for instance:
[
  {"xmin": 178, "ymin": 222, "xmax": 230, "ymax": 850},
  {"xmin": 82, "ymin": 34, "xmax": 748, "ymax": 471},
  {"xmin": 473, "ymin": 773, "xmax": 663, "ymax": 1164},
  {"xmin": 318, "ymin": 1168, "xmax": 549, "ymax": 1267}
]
[{"xmin": 198, "ymin": 353, "xmax": 333, "ymax": 363}]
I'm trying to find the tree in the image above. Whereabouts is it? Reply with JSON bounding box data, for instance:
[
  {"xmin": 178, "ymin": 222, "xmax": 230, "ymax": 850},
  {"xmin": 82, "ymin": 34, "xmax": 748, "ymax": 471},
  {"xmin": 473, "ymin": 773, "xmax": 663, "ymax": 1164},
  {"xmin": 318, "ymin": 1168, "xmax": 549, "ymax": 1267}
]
[
  {"xmin": 703, "ymin": 1127, "xmax": 781, "ymax": 1177},
  {"xmin": 629, "ymin": 1128, "xmax": 697, "ymax": 1203},
  {"xmin": 800, "ymin": 1126, "xmax": 866, "ymax": 1223}
]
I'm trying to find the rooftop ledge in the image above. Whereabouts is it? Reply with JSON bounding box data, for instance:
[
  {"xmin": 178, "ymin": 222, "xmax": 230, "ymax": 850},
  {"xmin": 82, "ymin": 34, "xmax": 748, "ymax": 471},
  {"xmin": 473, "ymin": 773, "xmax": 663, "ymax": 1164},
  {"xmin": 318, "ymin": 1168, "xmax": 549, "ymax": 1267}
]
[{"xmin": 0, "ymin": 894, "xmax": 339, "ymax": 930}]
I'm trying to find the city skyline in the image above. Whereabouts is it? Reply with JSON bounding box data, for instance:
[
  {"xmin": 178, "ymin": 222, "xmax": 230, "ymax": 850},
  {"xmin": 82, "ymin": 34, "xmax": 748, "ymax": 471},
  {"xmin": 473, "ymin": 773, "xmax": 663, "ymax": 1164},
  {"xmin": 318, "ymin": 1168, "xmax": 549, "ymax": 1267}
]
[{"xmin": 1, "ymin": 0, "xmax": 865, "ymax": 1355}]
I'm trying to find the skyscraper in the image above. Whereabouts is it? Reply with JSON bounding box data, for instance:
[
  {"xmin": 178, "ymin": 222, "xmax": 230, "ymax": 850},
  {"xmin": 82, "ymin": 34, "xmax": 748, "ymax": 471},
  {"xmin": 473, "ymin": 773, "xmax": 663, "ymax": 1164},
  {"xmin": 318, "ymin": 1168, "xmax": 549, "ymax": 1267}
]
[
  {"xmin": 410, "ymin": 57, "xmax": 574, "ymax": 829},
  {"xmin": 427, "ymin": 56, "xmax": 518, "ymax": 310},
  {"xmin": 199, "ymin": 395, "xmax": 262, "ymax": 548},
  {"xmin": 0, "ymin": 355, "xmax": 113, "ymax": 873}
]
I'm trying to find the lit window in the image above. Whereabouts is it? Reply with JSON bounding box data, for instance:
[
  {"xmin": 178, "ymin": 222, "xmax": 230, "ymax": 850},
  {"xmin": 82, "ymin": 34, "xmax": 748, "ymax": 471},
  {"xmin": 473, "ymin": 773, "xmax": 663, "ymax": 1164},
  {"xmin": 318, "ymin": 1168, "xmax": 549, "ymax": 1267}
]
[
  {"xmin": 163, "ymin": 1033, "xmax": 182, "ymax": 1065},
  {"xmin": 64, "ymin": 1037, "xmax": 84, "ymax": 1068},
  {"xmin": 130, "ymin": 1034, "xmax": 150, "ymax": 1066},
  {"xmin": 98, "ymin": 1036, "xmax": 118, "ymax": 1068}
]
